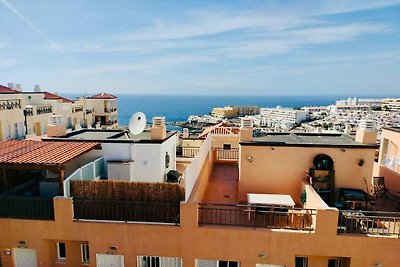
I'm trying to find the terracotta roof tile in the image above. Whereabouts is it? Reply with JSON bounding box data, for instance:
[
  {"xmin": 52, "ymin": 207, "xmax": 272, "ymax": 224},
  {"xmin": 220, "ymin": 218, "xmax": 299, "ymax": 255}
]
[
  {"xmin": 0, "ymin": 85, "xmax": 21, "ymax": 94},
  {"xmin": 43, "ymin": 91, "xmax": 74, "ymax": 103},
  {"xmin": 0, "ymin": 140, "xmax": 99, "ymax": 166},
  {"xmin": 90, "ymin": 93, "xmax": 117, "ymax": 99}
]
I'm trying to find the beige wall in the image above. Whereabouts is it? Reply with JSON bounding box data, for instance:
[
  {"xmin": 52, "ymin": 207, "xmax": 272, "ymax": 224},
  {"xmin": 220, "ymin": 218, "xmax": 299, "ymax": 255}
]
[
  {"xmin": 378, "ymin": 128, "xmax": 400, "ymax": 193},
  {"xmin": 239, "ymin": 145, "xmax": 376, "ymax": 202},
  {"xmin": 0, "ymin": 198, "xmax": 399, "ymax": 267},
  {"xmin": 0, "ymin": 94, "xmax": 25, "ymax": 140},
  {"xmin": 211, "ymin": 135, "xmax": 239, "ymax": 149}
]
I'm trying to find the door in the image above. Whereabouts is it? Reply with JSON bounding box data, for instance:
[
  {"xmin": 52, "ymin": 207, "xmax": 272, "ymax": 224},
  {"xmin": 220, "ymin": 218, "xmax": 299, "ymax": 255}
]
[
  {"xmin": 14, "ymin": 248, "xmax": 38, "ymax": 267},
  {"xmin": 96, "ymin": 254, "xmax": 124, "ymax": 267}
]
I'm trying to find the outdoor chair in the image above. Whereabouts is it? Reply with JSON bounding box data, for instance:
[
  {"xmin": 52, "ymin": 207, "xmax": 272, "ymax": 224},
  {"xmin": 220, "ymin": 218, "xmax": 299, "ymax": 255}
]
[{"xmin": 373, "ymin": 176, "xmax": 389, "ymax": 198}]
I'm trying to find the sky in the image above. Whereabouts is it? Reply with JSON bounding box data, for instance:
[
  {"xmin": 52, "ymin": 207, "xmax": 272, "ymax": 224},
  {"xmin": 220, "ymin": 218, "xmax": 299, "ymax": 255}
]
[{"xmin": 0, "ymin": 0, "xmax": 399, "ymax": 96}]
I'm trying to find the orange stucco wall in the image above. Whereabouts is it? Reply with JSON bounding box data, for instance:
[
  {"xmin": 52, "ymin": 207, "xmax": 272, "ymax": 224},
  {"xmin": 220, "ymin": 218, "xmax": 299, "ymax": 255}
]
[
  {"xmin": 1, "ymin": 198, "xmax": 399, "ymax": 267},
  {"xmin": 239, "ymin": 145, "xmax": 376, "ymax": 202},
  {"xmin": 378, "ymin": 129, "xmax": 400, "ymax": 193}
]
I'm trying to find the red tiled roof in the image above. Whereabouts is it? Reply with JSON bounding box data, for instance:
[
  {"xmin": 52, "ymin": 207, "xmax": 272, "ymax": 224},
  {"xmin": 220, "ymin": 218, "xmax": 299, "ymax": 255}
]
[
  {"xmin": 90, "ymin": 93, "xmax": 117, "ymax": 99},
  {"xmin": 0, "ymin": 85, "xmax": 21, "ymax": 94},
  {"xmin": 0, "ymin": 140, "xmax": 99, "ymax": 166},
  {"xmin": 43, "ymin": 91, "xmax": 74, "ymax": 103}
]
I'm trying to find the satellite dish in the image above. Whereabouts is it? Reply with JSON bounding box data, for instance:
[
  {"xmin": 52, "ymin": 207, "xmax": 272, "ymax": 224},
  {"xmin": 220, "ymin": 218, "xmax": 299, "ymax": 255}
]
[{"xmin": 128, "ymin": 112, "xmax": 147, "ymax": 135}]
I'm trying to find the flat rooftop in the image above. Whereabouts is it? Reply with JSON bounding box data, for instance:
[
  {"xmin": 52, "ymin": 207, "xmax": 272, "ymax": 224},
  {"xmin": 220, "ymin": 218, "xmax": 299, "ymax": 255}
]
[
  {"xmin": 44, "ymin": 129, "xmax": 177, "ymax": 143},
  {"xmin": 241, "ymin": 132, "xmax": 378, "ymax": 148}
]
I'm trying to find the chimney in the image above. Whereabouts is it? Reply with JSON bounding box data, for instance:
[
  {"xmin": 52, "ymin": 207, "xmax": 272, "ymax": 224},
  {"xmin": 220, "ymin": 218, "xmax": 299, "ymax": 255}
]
[
  {"xmin": 47, "ymin": 115, "xmax": 66, "ymax": 137},
  {"xmin": 239, "ymin": 117, "xmax": 253, "ymax": 142},
  {"xmin": 15, "ymin": 84, "xmax": 22, "ymax": 92},
  {"xmin": 151, "ymin": 117, "xmax": 166, "ymax": 140},
  {"xmin": 182, "ymin": 128, "xmax": 189, "ymax": 139},
  {"xmin": 34, "ymin": 85, "xmax": 41, "ymax": 92},
  {"xmin": 355, "ymin": 119, "xmax": 377, "ymax": 144},
  {"xmin": 344, "ymin": 124, "xmax": 352, "ymax": 134},
  {"xmin": 7, "ymin": 83, "xmax": 14, "ymax": 89}
]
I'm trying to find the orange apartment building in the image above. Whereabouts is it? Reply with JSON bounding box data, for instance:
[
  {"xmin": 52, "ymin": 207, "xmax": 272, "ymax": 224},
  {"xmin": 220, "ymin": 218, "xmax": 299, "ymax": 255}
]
[{"xmin": 0, "ymin": 119, "xmax": 400, "ymax": 267}]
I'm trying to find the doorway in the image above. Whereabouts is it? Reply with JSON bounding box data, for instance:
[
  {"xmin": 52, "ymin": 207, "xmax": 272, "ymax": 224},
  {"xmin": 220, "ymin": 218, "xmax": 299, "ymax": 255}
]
[{"xmin": 13, "ymin": 248, "xmax": 38, "ymax": 267}]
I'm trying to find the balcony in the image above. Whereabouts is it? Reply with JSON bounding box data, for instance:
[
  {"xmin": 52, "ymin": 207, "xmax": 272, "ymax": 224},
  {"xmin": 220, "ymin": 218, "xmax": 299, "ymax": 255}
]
[
  {"xmin": 198, "ymin": 203, "xmax": 316, "ymax": 231},
  {"xmin": 215, "ymin": 148, "xmax": 239, "ymax": 161},
  {"xmin": 0, "ymin": 99, "xmax": 21, "ymax": 110},
  {"xmin": 24, "ymin": 107, "xmax": 33, "ymax": 116},
  {"xmin": 36, "ymin": 105, "xmax": 52, "ymax": 115},
  {"xmin": 73, "ymin": 106, "xmax": 84, "ymax": 113},
  {"xmin": 73, "ymin": 199, "xmax": 180, "ymax": 224},
  {"xmin": 0, "ymin": 194, "xmax": 54, "ymax": 220},
  {"xmin": 177, "ymin": 147, "xmax": 200, "ymax": 158},
  {"xmin": 104, "ymin": 107, "xmax": 117, "ymax": 113},
  {"xmin": 338, "ymin": 210, "xmax": 400, "ymax": 237}
]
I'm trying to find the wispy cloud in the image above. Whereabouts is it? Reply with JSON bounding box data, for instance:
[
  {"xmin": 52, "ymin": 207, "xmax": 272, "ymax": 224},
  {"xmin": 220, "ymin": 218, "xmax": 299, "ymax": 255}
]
[{"xmin": 0, "ymin": 0, "xmax": 62, "ymax": 52}]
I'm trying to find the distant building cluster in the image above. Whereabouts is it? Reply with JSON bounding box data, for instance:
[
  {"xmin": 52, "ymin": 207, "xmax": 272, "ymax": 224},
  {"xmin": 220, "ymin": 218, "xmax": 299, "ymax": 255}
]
[
  {"xmin": 0, "ymin": 83, "xmax": 118, "ymax": 141},
  {"xmin": 211, "ymin": 105, "xmax": 260, "ymax": 118},
  {"xmin": 256, "ymin": 107, "xmax": 308, "ymax": 129}
]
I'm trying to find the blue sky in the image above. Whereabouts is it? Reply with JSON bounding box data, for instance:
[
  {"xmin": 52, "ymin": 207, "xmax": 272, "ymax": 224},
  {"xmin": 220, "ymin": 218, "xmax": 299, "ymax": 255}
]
[{"xmin": 0, "ymin": 0, "xmax": 399, "ymax": 96}]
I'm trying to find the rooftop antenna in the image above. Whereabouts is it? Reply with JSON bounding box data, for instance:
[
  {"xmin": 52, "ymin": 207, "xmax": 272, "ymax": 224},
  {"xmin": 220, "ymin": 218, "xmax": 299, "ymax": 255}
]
[{"xmin": 128, "ymin": 112, "xmax": 147, "ymax": 136}]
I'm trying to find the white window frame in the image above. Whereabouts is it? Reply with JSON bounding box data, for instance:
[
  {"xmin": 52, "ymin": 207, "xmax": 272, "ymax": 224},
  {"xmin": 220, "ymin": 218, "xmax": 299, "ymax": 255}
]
[
  {"xmin": 137, "ymin": 255, "xmax": 182, "ymax": 267},
  {"xmin": 81, "ymin": 243, "xmax": 89, "ymax": 264},
  {"xmin": 196, "ymin": 259, "xmax": 240, "ymax": 267},
  {"xmin": 56, "ymin": 242, "xmax": 66, "ymax": 262}
]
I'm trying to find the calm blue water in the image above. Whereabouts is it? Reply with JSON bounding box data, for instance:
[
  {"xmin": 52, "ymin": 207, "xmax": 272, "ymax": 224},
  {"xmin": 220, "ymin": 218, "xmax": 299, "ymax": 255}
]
[
  {"xmin": 116, "ymin": 95, "xmax": 339, "ymax": 126},
  {"xmin": 63, "ymin": 94, "xmax": 387, "ymax": 126}
]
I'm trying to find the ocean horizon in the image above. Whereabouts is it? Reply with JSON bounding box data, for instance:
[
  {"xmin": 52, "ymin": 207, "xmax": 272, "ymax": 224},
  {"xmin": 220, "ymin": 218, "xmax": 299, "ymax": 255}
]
[{"xmin": 64, "ymin": 94, "xmax": 397, "ymax": 127}]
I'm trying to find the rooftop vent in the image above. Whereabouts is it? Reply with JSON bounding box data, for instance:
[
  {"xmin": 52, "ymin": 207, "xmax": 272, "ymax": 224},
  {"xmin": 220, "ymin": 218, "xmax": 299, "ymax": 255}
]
[
  {"xmin": 359, "ymin": 119, "xmax": 375, "ymax": 131},
  {"xmin": 48, "ymin": 115, "xmax": 65, "ymax": 126},
  {"xmin": 34, "ymin": 85, "xmax": 41, "ymax": 92},
  {"xmin": 153, "ymin": 117, "xmax": 165, "ymax": 127},
  {"xmin": 7, "ymin": 83, "xmax": 14, "ymax": 89},
  {"xmin": 241, "ymin": 118, "xmax": 253, "ymax": 128},
  {"xmin": 15, "ymin": 84, "xmax": 22, "ymax": 92}
]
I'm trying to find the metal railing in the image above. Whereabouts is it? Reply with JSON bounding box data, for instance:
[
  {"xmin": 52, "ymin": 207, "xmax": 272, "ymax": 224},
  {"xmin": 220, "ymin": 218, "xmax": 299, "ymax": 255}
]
[
  {"xmin": 178, "ymin": 147, "xmax": 200, "ymax": 158},
  {"xmin": 198, "ymin": 203, "xmax": 316, "ymax": 232},
  {"xmin": 215, "ymin": 148, "xmax": 239, "ymax": 160},
  {"xmin": 24, "ymin": 108, "xmax": 33, "ymax": 116},
  {"xmin": 73, "ymin": 198, "xmax": 180, "ymax": 225},
  {"xmin": 0, "ymin": 195, "xmax": 54, "ymax": 220},
  {"xmin": 0, "ymin": 99, "xmax": 21, "ymax": 110},
  {"xmin": 338, "ymin": 210, "xmax": 400, "ymax": 237},
  {"xmin": 36, "ymin": 105, "xmax": 52, "ymax": 115}
]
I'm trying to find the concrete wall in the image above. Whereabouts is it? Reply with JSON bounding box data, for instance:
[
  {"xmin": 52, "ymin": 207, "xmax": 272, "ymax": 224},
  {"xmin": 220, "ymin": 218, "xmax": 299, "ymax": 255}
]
[{"xmin": 239, "ymin": 145, "xmax": 376, "ymax": 202}]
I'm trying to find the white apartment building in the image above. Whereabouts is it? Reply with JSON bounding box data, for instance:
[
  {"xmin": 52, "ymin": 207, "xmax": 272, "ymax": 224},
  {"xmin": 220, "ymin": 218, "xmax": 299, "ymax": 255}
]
[
  {"xmin": 86, "ymin": 93, "xmax": 118, "ymax": 129},
  {"xmin": 336, "ymin": 97, "xmax": 382, "ymax": 108},
  {"xmin": 260, "ymin": 107, "xmax": 307, "ymax": 129},
  {"xmin": 0, "ymin": 84, "xmax": 108, "ymax": 140},
  {"xmin": 383, "ymin": 98, "xmax": 400, "ymax": 112}
]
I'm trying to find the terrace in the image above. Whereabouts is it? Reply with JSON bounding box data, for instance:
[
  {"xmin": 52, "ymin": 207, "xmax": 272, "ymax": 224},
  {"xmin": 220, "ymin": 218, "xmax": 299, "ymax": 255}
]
[{"xmin": 0, "ymin": 140, "xmax": 99, "ymax": 220}]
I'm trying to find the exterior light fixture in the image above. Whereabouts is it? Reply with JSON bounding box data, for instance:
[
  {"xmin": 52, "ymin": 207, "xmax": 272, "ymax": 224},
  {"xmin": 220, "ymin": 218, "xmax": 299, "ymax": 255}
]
[
  {"xmin": 18, "ymin": 240, "xmax": 27, "ymax": 248},
  {"xmin": 247, "ymin": 156, "xmax": 253, "ymax": 162},
  {"xmin": 374, "ymin": 262, "xmax": 383, "ymax": 267},
  {"xmin": 109, "ymin": 246, "xmax": 117, "ymax": 251},
  {"xmin": 340, "ymin": 148, "xmax": 346, "ymax": 152},
  {"xmin": 358, "ymin": 159, "xmax": 365, "ymax": 166},
  {"xmin": 258, "ymin": 253, "xmax": 267, "ymax": 258}
]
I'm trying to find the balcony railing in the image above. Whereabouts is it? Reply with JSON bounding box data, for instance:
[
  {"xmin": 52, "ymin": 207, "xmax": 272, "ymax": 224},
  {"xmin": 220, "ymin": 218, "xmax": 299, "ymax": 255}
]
[
  {"xmin": 24, "ymin": 107, "xmax": 33, "ymax": 116},
  {"xmin": 0, "ymin": 99, "xmax": 21, "ymax": 110},
  {"xmin": 73, "ymin": 198, "xmax": 180, "ymax": 225},
  {"xmin": 73, "ymin": 106, "xmax": 84, "ymax": 113},
  {"xmin": 178, "ymin": 147, "xmax": 200, "ymax": 158},
  {"xmin": 338, "ymin": 210, "xmax": 400, "ymax": 237},
  {"xmin": 198, "ymin": 203, "xmax": 316, "ymax": 232},
  {"xmin": 104, "ymin": 107, "xmax": 117, "ymax": 113},
  {"xmin": 215, "ymin": 148, "xmax": 239, "ymax": 161},
  {"xmin": 0, "ymin": 195, "xmax": 54, "ymax": 220},
  {"xmin": 36, "ymin": 105, "xmax": 52, "ymax": 115}
]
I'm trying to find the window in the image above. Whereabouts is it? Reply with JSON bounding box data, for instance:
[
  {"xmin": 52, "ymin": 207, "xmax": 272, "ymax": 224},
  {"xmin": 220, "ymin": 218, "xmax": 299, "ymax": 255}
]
[
  {"xmin": 81, "ymin": 243, "xmax": 89, "ymax": 264},
  {"xmin": 328, "ymin": 259, "xmax": 341, "ymax": 267},
  {"xmin": 138, "ymin": 256, "xmax": 182, "ymax": 267},
  {"xmin": 197, "ymin": 260, "xmax": 239, "ymax": 267},
  {"xmin": 295, "ymin": 257, "xmax": 308, "ymax": 267},
  {"xmin": 223, "ymin": 144, "xmax": 231, "ymax": 150},
  {"xmin": 57, "ymin": 242, "xmax": 66, "ymax": 262}
]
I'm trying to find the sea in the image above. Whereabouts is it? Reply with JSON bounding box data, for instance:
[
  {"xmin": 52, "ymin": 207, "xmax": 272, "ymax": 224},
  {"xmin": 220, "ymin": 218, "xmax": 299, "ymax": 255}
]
[{"xmin": 64, "ymin": 94, "xmax": 387, "ymax": 129}]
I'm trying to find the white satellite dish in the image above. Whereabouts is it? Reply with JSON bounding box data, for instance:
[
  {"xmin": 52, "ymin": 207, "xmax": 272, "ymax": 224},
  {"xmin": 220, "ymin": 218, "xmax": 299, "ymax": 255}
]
[{"xmin": 128, "ymin": 112, "xmax": 147, "ymax": 135}]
